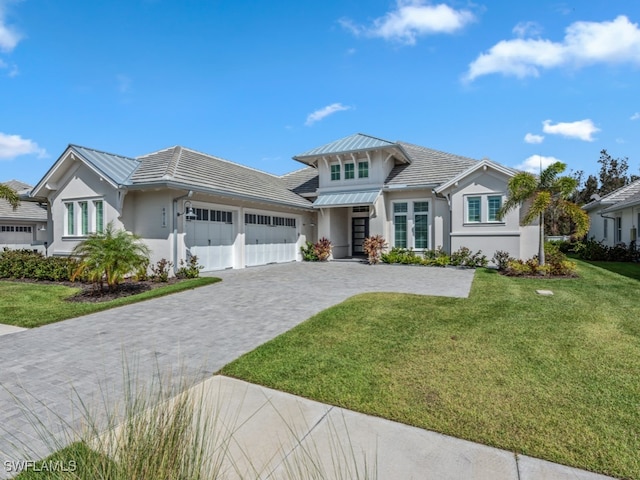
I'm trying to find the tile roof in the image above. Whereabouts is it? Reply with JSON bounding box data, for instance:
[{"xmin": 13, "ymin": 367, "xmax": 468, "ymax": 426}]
[
  {"xmin": 385, "ymin": 142, "xmax": 478, "ymax": 186},
  {"xmin": 0, "ymin": 181, "xmax": 47, "ymax": 221},
  {"xmin": 602, "ymin": 190, "xmax": 640, "ymax": 212},
  {"xmin": 294, "ymin": 133, "xmax": 397, "ymax": 158},
  {"xmin": 280, "ymin": 167, "xmax": 319, "ymax": 195},
  {"xmin": 70, "ymin": 145, "xmax": 140, "ymax": 185},
  {"xmin": 583, "ymin": 179, "xmax": 640, "ymax": 211},
  {"xmin": 133, "ymin": 147, "xmax": 313, "ymax": 209}
]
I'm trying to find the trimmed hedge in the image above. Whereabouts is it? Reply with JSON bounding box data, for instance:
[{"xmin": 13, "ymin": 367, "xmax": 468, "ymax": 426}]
[{"xmin": 0, "ymin": 249, "xmax": 80, "ymax": 281}]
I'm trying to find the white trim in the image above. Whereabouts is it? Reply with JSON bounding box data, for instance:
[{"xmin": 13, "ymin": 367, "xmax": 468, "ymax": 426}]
[
  {"xmin": 434, "ymin": 159, "xmax": 516, "ymax": 194},
  {"xmin": 391, "ymin": 198, "xmax": 431, "ymax": 250}
]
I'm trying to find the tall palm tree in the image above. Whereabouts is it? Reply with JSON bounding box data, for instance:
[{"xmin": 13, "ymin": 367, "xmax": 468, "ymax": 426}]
[
  {"xmin": 498, "ymin": 161, "xmax": 589, "ymax": 265},
  {"xmin": 72, "ymin": 222, "xmax": 151, "ymax": 291},
  {"xmin": 0, "ymin": 184, "xmax": 19, "ymax": 209}
]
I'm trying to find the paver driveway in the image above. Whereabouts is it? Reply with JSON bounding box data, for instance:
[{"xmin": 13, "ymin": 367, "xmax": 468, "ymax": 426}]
[{"xmin": 0, "ymin": 261, "xmax": 474, "ymax": 469}]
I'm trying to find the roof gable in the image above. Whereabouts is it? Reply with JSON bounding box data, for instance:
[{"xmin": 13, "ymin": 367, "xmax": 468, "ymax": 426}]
[
  {"xmin": 434, "ymin": 158, "xmax": 515, "ymax": 193},
  {"xmin": 31, "ymin": 145, "xmax": 140, "ymax": 198}
]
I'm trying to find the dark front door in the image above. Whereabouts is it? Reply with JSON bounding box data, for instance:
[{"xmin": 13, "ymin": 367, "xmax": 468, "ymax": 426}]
[{"xmin": 352, "ymin": 217, "xmax": 369, "ymax": 257}]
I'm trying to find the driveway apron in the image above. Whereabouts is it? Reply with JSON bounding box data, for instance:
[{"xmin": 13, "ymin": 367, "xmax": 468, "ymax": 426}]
[{"xmin": 0, "ymin": 262, "xmax": 474, "ymax": 466}]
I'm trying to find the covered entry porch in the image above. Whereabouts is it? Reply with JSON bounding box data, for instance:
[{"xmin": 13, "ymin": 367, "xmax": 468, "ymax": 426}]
[{"xmin": 313, "ymin": 189, "xmax": 380, "ymax": 259}]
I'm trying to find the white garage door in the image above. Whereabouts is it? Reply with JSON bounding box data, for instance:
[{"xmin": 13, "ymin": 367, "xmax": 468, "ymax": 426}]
[
  {"xmin": 185, "ymin": 208, "xmax": 235, "ymax": 271},
  {"xmin": 245, "ymin": 213, "xmax": 297, "ymax": 267},
  {"xmin": 0, "ymin": 225, "xmax": 33, "ymax": 245}
]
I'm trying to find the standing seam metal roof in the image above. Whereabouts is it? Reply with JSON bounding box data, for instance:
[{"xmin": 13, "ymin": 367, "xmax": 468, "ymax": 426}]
[
  {"xmin": 294, "ymin": 133, "xmax": 396, "ymax": 158},
  {"xmin": 70, "ymin": 145, "xmax": 141, "ymax": 185}
]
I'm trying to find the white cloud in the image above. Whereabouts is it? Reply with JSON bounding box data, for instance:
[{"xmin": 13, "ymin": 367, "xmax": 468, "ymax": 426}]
[
  {"xmin": 0, "ymin": 133, "xmax": 47, "ymax": 160},
  {"xmin": 542, "ymin": 119, "xmax": 600, "ymax": 141},
  {"xmin": 524, "ymin": 133, "xmax": 544, "ymax": 144},
  {"xmin": 0, "ymin": 2, "xmax": 21, "ymax": 52},
  {"xmin": 631, "ymin": 112, "xmax": 640, "ymax": 120},
  {"xmin": 305, "ymin": 103, "xmax": 351, "ymax": 126},
  {"xmin": 341, "ymin": 1, "xmax": 475, "ymax": 45},
  {"xmin": 515, "ymin": 155, "xmax": 562, "ymax": 173},
  {"xmin": 465, "ymin": 15, "xmax": 640, "ymax": 81},
  {"xmin": 512, "ymin": 21, "xmax": 542, "ymax": 38}
]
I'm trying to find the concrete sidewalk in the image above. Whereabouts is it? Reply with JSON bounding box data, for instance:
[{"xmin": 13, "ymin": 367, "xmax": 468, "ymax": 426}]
[{"xmin": 195, "ymin": 376, "xmax": 614, "ymax": 480}]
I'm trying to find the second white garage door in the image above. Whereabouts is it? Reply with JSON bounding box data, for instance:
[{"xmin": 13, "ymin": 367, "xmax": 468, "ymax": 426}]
[{"xmin": 244, "ymin": 213, "xmax": 297, "ymax": 267}]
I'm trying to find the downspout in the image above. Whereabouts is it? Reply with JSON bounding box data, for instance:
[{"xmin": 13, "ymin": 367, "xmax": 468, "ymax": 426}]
[
  {"xmin": 172, "ymin": 190, "xmax": 193, "ymax": 274},
  {"xmin": 599, "ymin": 211, "xmax": 616, "ymax": 245}
]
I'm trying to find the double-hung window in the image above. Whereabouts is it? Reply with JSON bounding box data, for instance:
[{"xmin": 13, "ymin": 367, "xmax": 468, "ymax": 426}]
[
  {"xmin": 79, "ymin": 202, "xmax": 89, "ymax": 235},
  {"xmin": 344, "ymin": 163, "xmax": 355, "ymax": 180},
  {"xmin": 487, "ymin": 196, "xmax": 502, "ymax": 222},
  {"xmin": 358, "ymin": 161, "xmax": 369, "ymax": 178},
  {"xmin": 330, "ymin": 164, "xmax": 340, "ymax": 181},
  {"xmin": 393, "ymin": 203, "xmax": 408, "ymax": 248},
  {"xmin": 66, "ymin": 203, "xmax": 75, "ymax": 236},
  {"xmin": 467, "ymin": 197, "xmax": 481, "ymax": 223},
  {"xmin": 414, "ymin": 202, "xmax": 429, "ymax": 249},
  {"xmin": 616, "ymin": 217, "xmax": 622, "ymax": 243},
  {"xmin": 94, "ymin": 201, "xmax": 104, "ymax": 234}
]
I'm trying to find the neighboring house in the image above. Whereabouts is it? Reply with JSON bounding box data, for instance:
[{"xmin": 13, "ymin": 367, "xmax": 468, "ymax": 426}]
[
  {"xmin": 0, "ymin": 180, "xmax": 49, "ymax": 253},
  {"xmin": 583, "ymin": 179, "xmax": 640, "ymax": 246},
  {"xmin": 28, "ymin": 133, "xmax": 538, "ymax": 272}
]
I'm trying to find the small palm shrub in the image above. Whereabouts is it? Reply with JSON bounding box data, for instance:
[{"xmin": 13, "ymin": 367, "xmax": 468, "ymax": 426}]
[
  {"xmin": 71, "ymin": 223, "xmax": 151, "ymax": 291},
  {"xmin": 363, "ymin": 235, "xmax": 387, "ymax": 264}
]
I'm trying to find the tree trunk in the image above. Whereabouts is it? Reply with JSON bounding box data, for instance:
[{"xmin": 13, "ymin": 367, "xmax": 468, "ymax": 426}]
[{"xmin": 539, "ymin": 211, "xmax": 545, "ymax": 266}]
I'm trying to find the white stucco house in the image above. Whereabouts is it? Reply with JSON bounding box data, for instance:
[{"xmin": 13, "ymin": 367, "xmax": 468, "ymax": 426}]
[
  {"xmin": 583, "ymin": 179, "xmax": 640, "ymax": 246},
  {"xmin": 0, "ymin": 180, "xmax": 48, "ymax": 253},
  {"xmin": 27, "ymin": 133, "xmax": 538, "ymax": 272}
]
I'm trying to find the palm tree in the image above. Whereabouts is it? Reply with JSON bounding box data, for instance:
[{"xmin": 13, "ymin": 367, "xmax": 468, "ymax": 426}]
[
  {"xmin": 498, "ymin": 161, "xmax": 589, "ymax": 265},
  {"xmin": 71, "ymin": 222, "xmax": 151, "ymax": 291},
  {"xmin": 0, "ymin": 184, "xmax": 19, "ymax": 209}
]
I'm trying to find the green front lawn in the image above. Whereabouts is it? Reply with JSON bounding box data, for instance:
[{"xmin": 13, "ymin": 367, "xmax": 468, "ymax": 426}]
[
  {"xmin": 0, "ymin": 278, "xmax": 220, "ymax": 328},
  {"xmin": 221, "ymin": 261, "xmax": 640, "ymax": 479}
]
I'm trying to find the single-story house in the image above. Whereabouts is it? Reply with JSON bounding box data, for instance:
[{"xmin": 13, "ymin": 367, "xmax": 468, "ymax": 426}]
[
  {"xmin": 583, "ymin": 179, "xmax": 640, "ymax": 246},
  {"xmin": 0, "ymin": 180, "xmax": 48, "ymax": 253},
  {"xmin": 27, "ymin": 133, "xmax": 538, "ymax": 271}
]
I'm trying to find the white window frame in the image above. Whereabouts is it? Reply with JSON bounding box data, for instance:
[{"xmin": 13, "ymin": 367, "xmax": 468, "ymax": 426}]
[
  {"xmin": 464, "ymin": 193, "xmax": 505, "ymax": 225},
  {"xmin": 344, "ymin": 163, "xmax": 355, "ymax": 180},
  {"xmin": 392, "ymin": 199, "xmax": 431, "ymax": 250},
  {"xmin": 330, "ymin": 164, "xmax": 341, "ymax": 181},
  {"xmin": 63, "ymin": 198, "xmax": 104, "ymax": 237},
  {"xmin": 358, "ymin": 161, "xmax": 369, "ymax": 179}
]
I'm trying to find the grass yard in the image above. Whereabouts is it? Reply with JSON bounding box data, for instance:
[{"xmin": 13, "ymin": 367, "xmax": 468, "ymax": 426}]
[
  {"xmin": 0, "ymin": 277, "xmax": 220, "ymax": 328},
  {"xmin": 221, "ymin": 261, "xmax": 640, "ymax": 479}
]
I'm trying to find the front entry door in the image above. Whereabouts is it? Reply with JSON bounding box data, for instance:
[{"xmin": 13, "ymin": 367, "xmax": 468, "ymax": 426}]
[{"xmin": 351, "ymin": 217, "xmax": 369, "ymax": 257}]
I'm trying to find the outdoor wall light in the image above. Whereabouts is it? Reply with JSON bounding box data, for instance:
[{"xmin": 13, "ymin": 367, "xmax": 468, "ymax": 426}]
[{"xmin": 178, "ymin": 200, "xmax": 197, "ymax": 221}]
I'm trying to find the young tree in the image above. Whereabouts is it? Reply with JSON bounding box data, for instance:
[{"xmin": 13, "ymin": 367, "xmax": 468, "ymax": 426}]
[
  {"xmin": 71, "ymin": 222, "xmax": 151, "ymax": 291},
  {"xmin": 0, "ymin": 184, "xmax": 19, "ymax": 209},
  {"xmin": 498, "ymin": 162, "xmax": 589, "ymax": 265},
  {"xmin": 598, "ymin": 149, "xmax": 631, "ymax": 196}
]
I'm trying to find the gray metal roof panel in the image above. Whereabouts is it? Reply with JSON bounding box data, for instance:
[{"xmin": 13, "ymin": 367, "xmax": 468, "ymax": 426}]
[
  {"xmin": 313, "ymin": 189, "xmax": 381, "ymax": 207},
  {"xmin": 70, "ymin": 145, "xmax": 141, "ymax": 185},
  {"xmin": 294, "ymin": 133, "xmax": 396, "ymax": 158}
]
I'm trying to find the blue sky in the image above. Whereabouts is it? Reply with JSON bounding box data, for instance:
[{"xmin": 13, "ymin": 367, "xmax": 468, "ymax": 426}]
[{"xmin": 2, "ymin": 0, "xmax": 640, "ymax": 186}]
